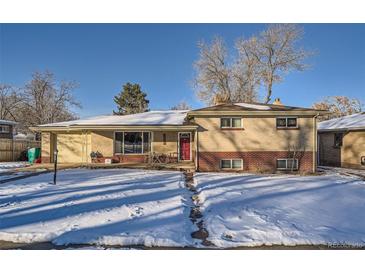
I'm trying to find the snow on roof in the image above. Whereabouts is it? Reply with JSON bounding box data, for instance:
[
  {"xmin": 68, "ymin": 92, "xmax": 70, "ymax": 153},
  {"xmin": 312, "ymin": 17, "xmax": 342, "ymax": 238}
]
[
  {"xmin": 234, "ymin": 103, "xmax": 272, "ymax": 110},
  {"xmin": 0, "ymin": 119, "xmax": 17, "ymax": 125},
  {"xmin": 193, "ymin": 102, "xmax": 317, "ymax": 112},
  {"xmin": 318, "ymin": 112, "xmax": 365, "ymax": 131},
  {"xmin": 38, "ymin": 110, "xmax": 189, "ymax": 127}
]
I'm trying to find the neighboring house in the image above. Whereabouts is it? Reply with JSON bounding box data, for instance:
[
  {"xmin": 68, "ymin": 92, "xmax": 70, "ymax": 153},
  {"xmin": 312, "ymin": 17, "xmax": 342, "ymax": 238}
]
[
  {"xmin": 0, "ymin": 119, "xmax": 16, "ymax": 139},
  {"xmin": 318, "ymin": 112, "xmax": 365, "ymax": 169},
  {"xmin": 32, "ymin": 100, "xmax": 324, "ymax": 173}
]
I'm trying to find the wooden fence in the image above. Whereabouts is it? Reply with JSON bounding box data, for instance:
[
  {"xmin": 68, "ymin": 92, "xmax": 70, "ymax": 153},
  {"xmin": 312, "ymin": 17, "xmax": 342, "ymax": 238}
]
[{"xmin": 0, "ymin": 139, "xmax": 41, "ymax": 162}]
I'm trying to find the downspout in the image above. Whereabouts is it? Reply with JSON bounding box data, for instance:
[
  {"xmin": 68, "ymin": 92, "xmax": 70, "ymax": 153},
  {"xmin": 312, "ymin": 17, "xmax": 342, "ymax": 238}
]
[
  {"xmin": 85, "ymin": 131, "xmax": 90, "ymax": 164},
  {"xmin": 195, "ymin": 128, "xmax": 199, "ymax": 171},
  {"xmin": 82, "ymin": 131, "xmax": 85, "ymax": 164},
  {"xmin": 313, "ymin": 114, "xmax": 319, "ymax": 173},
  {"xmin": 82, "ymin": 130, "xmax": 88, "ymax": 165}
]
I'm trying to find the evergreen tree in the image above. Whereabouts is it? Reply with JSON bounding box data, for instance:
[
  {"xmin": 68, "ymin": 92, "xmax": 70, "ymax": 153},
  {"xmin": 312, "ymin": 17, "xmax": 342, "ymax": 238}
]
[{"xmin": 113, "ymin": 83, "xmax": 149, "ymax": 115}]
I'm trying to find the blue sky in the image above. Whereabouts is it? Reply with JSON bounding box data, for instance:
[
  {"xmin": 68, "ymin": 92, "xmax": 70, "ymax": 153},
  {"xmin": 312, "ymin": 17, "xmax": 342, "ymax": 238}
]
[{"xmin": 1, "ymin": 24, "xmax": 364, "ymax": 117}]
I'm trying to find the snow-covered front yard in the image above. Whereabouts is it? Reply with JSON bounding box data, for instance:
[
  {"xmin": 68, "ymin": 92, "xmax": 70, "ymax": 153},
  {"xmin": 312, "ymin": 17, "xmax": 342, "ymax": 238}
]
[
  {"xmin": 195, "ymin": 172, "xmax": 365, "ymax": 248},
  {"xmin": 0, "ymin": 168, "xmax": 194, "ymax": 247},
  {"xmin": 1, "ymin": 167, "xmax": 365, "ymax": 249},
  {"xmin": 0, "ymin": 162, "xmax": 29, "ymax": 174}
]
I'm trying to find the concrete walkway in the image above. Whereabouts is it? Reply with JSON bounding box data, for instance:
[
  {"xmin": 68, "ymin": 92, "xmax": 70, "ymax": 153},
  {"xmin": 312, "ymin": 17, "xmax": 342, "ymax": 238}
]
[{"xmin": 319, "ymin": 166, "xmax": 365, "ymax": 180}]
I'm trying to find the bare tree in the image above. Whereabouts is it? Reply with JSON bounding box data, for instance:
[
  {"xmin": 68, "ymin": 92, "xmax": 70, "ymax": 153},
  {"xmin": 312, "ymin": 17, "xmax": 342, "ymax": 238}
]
[
  {"xmin": 193, "ymin": 37, "xmax": 260, "ymax": 105},
  {"xmin": 170, "ymin": 100, "xmax": 192, "ymax": 110},
  {"xmin": 313, "ymin": 96, "xmax": 363, "ymax": 121},
  {"xmin": 0, "ymin": 84, "xmax": 24, "ymax": 121},
  {"xmin": 193, "ymin": 37, "xmax": 232, "ymax": 105},
  {"xmin": 251, "ymin": 24, "xmax": 313, "ymax": 103},
  {"xmin": 233, "ymin": 38, "xmax": 261, "ymax": 102},
  {"xmin": 19, "ymin": 71, "xmax": 81, "ymax": 130},
  {"xmin": 286, "ymin": 133, "xmax": 307, "ymax": 172},
  {"xmin": 193, "ymin": 24, "xmax": 313, "ymax": 105}
]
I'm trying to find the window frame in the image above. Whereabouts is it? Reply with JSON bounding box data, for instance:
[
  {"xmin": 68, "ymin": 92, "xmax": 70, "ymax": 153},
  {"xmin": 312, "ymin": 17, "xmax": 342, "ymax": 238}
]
[
  {"xmin": 114, "ymin": 131, "xmax": 151, "ymax": 155},
  {"xmin": 333, "ymin": 132, "xmax": 343, "ymax": 148},
  {"xmin": 276, "ymin": 117, "xmax": 298, "ymax": 129},
  {"xmin": 220, "ymin": 159, "xmax": 243, "ymax": 170},
  {"xmin": 220, "ymin": 117, "xmax": 242, "ymax": 129},
  {"xmin": 0, "ymin": 125, "xmax": 10, "ymax": 133},
  {"xmin": 276, "ymin": 158, "xmax": 299, "ymax": 171}
]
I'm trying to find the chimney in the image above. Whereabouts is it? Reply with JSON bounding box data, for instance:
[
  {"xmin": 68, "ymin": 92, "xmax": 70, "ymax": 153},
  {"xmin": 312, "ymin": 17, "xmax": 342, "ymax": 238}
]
[{"xmin": 273, "ymin": 98, "xmax": 283, "ymax": 105}]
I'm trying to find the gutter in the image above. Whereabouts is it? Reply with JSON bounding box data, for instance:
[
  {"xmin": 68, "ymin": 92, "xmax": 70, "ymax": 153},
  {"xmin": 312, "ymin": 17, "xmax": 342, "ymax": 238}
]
[
  {"xmin": 318, "ymin": 127, "xmax": 365, "ymax": 132},
  {"xmin": 30, "ymin": 124, "xmax": 199, "ymax": 132}
]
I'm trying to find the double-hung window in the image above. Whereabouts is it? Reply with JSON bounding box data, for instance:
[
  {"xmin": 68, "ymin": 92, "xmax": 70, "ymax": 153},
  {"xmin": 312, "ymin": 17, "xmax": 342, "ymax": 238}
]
[
  {"xmin": 114, "ymin": 132, "xmax": 151, "ymax": 154},
  {"xmin": 221, "ymin": 117, "xmax": 242, "ymax": 128},
  {"xmin": 276, "ymin": 117, "xmax": 297, "ymax": 129}
]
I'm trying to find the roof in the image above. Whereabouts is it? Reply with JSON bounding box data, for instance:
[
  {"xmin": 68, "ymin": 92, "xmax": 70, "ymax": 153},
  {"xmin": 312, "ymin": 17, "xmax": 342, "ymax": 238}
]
[
  {"xmin": 318, "ymin": 112, "xmax": 365, "ymax": 131},
  {"xmin": 192, "ymin": 102, "xmax": 320, "ymax": 112},
  {"xmin": 37, "ymin": 110, "xmax": 190, "ymax": 127},
  {"xmin": 0, "ymin": 119, "xmax": 17, "ymax": 125},
  {"xmin": 34, "ymin": 102, "xmax": 325, "ymax": 130}
]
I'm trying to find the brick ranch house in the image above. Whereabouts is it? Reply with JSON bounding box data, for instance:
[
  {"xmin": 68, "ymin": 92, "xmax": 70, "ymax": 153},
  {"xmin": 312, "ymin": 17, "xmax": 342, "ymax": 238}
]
[
  {"xmin": 32, "ymin": 101, "xmax": 325, "ymax": 173},
  {"xmin": 318, "ymin": 112, "xmax": 365, "ymax": 169}
]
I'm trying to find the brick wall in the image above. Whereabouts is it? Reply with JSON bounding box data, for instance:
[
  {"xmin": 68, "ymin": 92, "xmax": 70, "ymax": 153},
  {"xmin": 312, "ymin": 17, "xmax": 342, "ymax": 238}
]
[
  {"xmin": 198, "ymin": 151, "xmax": 314, "ymax": 173},
  {"xmin": 92, "ymin": 154, "xmax": 148, "ymax": 164},
  {"xmin": 42, "ymin": 156, "xmax": 51, "ymax": 163}
]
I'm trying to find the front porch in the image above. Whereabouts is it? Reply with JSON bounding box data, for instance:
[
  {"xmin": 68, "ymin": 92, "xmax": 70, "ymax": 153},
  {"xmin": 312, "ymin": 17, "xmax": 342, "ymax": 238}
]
[
  {"xmin": 40, "ymin": 128, "xmax": 197, "ymax": 168},
  {"xmin": 91, "ymin": 130, "xmax": 196, "ymax": 165}
]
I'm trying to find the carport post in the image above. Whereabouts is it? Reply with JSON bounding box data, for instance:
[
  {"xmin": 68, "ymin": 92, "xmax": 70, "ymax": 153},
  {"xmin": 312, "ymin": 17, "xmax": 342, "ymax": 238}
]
[{"xmin": 53, "ymin": 149, "xmax": 58, "ymax": 185}]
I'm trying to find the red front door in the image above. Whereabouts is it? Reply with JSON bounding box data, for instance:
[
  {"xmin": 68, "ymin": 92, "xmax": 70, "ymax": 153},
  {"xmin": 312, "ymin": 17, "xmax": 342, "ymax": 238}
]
[{"xmin": 179, "ymin": 133, "xmax": 191, "ymax": 160}]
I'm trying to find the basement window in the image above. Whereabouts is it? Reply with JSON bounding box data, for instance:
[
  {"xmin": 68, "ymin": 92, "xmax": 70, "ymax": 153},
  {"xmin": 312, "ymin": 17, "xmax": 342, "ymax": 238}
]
[
  {"xmin": 277, "ymin": 159, "xmax": 298, "ymax": 171},
  {"xmin": 276, "ymin": 117, "xmax": 298, "ymax": 128},
  {"xmin": 334, "ymin": 133, "xmax": 343, "ymax": 148},
  {"xmin": 221, "ymin": 159, "xmax": 243, "ymax": 170},
  {"xmin": 221, "ymin": 117, "xmax": 242, "ymax": 128}
]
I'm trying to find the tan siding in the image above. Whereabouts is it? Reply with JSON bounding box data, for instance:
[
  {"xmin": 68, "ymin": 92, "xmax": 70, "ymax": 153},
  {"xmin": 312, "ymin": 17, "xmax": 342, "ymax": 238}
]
[
  {"xmin": 91, "ymin": 131, "xmax": 114, "ymax": 157},
  {"xmin": 195, "ymin": 116, "xmax": 314, "ymax": 152},
  {"xmin": 342, "ymin": 131, "xmax": 365, "ymax": 168},
  {"xmin": 56, "ymin": 132, "xmax": 90, "ymax": 163},
  {"xmin": 41, "ymin": 132, "xmax": 51, "ymax": 159},
  {"xmin": 152, "ymin": 131, "xmax": 178, "ymax": 154},
  {"xmin": 86, "ymin": 132, "xmax": 92, "ymax": 163}
]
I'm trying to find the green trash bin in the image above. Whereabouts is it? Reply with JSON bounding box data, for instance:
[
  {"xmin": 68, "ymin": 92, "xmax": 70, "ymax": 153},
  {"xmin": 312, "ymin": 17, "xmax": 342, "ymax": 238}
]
[{"xmin": 28, "ymin": 147, "xmax": 41, "ymax": 164}]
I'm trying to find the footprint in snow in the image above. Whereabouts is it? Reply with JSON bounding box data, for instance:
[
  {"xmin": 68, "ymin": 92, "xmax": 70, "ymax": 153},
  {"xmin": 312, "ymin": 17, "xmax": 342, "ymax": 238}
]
[{"xmin": 130, "ymin": 206, "xmax": 144, "ymax": 218}]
